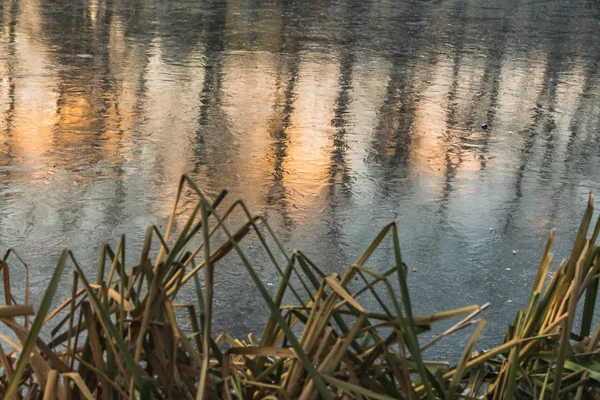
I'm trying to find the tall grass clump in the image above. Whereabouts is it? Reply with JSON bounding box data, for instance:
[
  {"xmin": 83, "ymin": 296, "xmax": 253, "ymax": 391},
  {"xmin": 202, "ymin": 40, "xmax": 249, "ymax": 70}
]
[{"xmin": 0, "ymin": 175, "xmax": 599, "ymax": 399}]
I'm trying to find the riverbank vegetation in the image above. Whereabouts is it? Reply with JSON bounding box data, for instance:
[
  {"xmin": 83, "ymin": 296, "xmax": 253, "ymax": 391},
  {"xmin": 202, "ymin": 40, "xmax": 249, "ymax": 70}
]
[{"xmin": 0, "ymin": 175, "xmax": 599, "ymax": 399}]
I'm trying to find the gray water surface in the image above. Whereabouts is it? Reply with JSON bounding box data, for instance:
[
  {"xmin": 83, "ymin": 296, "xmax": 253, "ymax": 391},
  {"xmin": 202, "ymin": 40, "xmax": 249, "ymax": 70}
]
[{"xmin": 1, "ymin": 0, "xmax": 600, "ymax": 360}]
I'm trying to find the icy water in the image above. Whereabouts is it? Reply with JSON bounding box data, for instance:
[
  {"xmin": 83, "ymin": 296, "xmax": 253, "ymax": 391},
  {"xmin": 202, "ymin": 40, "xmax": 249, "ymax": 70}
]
[{"xmin": 1, "ymin": 0, "xmax": 600, "ymax": 359}]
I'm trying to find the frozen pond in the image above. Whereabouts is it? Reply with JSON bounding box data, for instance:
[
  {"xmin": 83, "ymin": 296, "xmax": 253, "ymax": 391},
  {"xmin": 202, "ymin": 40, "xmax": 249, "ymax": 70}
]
[{"xmin": 1, "ymin": 0, "xmax": 599, "ymax": 359}]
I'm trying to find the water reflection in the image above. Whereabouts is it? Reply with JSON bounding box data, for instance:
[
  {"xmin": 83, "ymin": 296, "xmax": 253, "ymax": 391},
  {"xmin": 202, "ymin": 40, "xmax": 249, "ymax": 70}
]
[{"xmin": 1, "ymin": 0, "xmax": 600, "ymax": 357}]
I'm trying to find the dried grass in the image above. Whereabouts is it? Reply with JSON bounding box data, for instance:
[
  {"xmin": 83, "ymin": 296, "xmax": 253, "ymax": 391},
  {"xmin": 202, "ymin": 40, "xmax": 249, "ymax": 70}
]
[{"xmin": 0, "ymin": 175, "xmax": 599, "ymax": 399}]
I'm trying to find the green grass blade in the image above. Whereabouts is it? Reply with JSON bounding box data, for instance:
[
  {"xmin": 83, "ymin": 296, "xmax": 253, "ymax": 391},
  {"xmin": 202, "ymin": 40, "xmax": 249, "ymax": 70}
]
[{"xmin": 5, "ymin": 249, "xmax": 69, "ymax": 398}]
